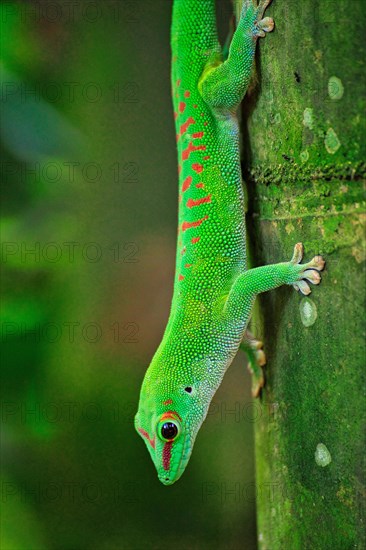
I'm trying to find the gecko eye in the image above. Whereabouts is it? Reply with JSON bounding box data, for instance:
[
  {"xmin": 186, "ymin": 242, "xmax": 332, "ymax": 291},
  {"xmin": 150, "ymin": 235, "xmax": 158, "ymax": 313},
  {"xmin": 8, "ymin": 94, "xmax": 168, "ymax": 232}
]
[
  {"xmin": 157, "ymin": 415, "xmax": 181, "ymax": 442},
  {"xmin": 161, "ymin": 422, "xmax": 179, "ymax": 440}
]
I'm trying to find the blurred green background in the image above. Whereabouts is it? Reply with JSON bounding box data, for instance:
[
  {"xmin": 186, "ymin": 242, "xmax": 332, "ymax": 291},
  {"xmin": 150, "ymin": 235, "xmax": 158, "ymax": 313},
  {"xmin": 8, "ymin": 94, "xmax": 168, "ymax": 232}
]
[{"xmin": 1, "ymin": 1, "xmax": 259, "ymax": 548}]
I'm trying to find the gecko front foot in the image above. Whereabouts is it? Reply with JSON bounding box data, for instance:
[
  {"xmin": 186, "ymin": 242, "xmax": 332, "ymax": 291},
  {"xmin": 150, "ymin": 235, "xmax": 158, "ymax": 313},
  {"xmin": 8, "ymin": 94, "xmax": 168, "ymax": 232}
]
[
  {"xmin": 254, "ymin": 1, "xmax": 274, "ymax": 38},
  {"xmin": 290, "ymin": 243, "xmax": 326, "ymax": 296},
  {"xmin": 241, "ymin": 1, "xmax": 274, "ymax": 39},
  {"xmin": 255, "ymin": 17, "xmax": 274, "ymax": 37},
  {"xmin": 240, "ymin": 330, "xmax": 266, "ymax": 397}
]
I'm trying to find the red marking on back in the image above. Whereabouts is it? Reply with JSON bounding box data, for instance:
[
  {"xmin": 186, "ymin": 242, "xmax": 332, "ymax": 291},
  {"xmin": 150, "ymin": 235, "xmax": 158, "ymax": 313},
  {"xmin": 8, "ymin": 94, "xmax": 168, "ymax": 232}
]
[
  {"xmin": 184, "ymin": 91, "xmax": 190, "ymax": 98},
  {"xmin": 163, "ymin": 399, "xmax": 173, "ymax": 406},
  {"xmin": 182, "ymin": 142, "xmax": 206, "ymax": 161},
  {"xmin": 186, "ymin": 195, "xmax": 212, "ymax": 208},
  {"xmin": 182, "ymin": 215, "xmax": 208, "ymax": 232},
  {"xmin": 163, "ymin": 441, "xmax": 173, "ymax": 470},
  {"xmin": 179, "ymin": 274, "xmax": 184, "ymax": 281},
  {"xmin": 204, "ymin": 122, "xmax": 208, "ymax": 126},
  {"xmin": 192, "ymin": 163, "xmax": 204, "ymax": 173},
  {"xmin": 181, "ymin": 247, "xmax": 186, "ymax": 255},
  {"xmin": 196, "ymin": 183, "xmax": 204, "ymax": 189},
  {"xmin": 182, "ymin": 175, "xmax": 192, "ymax": 192},
  {"xmin": 203, "ymin": 155, "xmax": 210, "ymax": 160},
  {"xmin": 179, "ymin": 102, "xmax": 186, "ymax": 113},
  {"xmin": 193, "ymin": 104, "xmax": 198, "ymax": 108},
  {"xmin": 185, "ymin": 263, "xmax": 192, "ymax": 268},
  {"xmin": 138, "ymin": 427, "xmax": 156, "ymax": 450},
  {"xmin": 176, "ymin": 134, "xmax": 179, "ymax": 142},
  {"xmin": 191, "ymin": 236, "xmax": 201, "ymax": 244},
  {"xmin": 174, "ymin": 112, "xmax": 178, "ymax": 120},
  {"xmin": 178, "ymin": 165, "xmax": 182, "ymax": 174},
  {"xmin": 192, "ymin": 132, "xmax": 204, "ymax": 139},
  {"xmin": 176, "ymin": 79, "xmax": 181, "ymax": 87},
  {"xmin": 180, "ymin": 116, "xmax": 195, "ymax": 136}
]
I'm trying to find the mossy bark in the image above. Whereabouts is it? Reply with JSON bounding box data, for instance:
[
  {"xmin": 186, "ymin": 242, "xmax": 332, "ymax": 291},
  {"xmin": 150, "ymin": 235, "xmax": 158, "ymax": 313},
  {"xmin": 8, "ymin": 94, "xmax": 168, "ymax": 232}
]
[{"xmin": 235, "ymin": 1, "xmax": 366, "ymax": 548}]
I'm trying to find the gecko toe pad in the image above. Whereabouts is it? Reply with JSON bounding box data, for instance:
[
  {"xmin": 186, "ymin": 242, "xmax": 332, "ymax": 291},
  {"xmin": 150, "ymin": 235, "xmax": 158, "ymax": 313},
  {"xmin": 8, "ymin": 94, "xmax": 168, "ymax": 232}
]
[
  {"xmin": 293, "ymin": 280, "xmax": 311, "ymax": 295},
  {"xmin": 291, "ymin": 242, "xmax": 304, "ymax": 265},
  {"xmin": 257, "ymin": 17, "xmax": 274, "ymax": 33},
  {"xmin": 306, "ymin": 255, "xmax": 326, "ymax": 272}
]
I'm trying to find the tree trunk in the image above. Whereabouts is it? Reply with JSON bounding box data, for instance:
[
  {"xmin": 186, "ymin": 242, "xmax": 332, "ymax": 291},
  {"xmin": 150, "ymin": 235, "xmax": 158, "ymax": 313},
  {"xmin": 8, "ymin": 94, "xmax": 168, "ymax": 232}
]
[{"xmin": 235, "ymin": 0, "xmax": 366, "ymax": 548}]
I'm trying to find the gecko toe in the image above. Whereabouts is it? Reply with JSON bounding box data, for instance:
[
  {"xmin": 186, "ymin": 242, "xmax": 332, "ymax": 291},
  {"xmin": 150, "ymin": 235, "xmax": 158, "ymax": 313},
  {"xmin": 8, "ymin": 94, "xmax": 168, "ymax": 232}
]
[
  {"xmin": 291, "ymin": 242, "xmax": 304, "ymax": 265},
  {"xmin": 257, "ymin": 16, "xmax": 274, "ymax": 33},
  {"xmin": 306, "ymin": 255, "xmax": 326, "ymax": 272},
  {"xmin": 296, "ymin": 280, "xmax": 312, "ymax": 295},
  {"xmin": 303, "ymin": 269, "xmax": 321, "ymax": 285}
]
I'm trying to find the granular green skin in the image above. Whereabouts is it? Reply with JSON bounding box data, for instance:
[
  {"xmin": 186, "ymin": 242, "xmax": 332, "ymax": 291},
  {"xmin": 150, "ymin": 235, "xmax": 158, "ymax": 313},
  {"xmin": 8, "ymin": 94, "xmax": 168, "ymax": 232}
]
[
  {"xmin": 134, "ymin": 0, "xmax": 324, "ymax": 486},
  {"xmin": 135, "ymin": 0, "xmax": 259, "ymax": 485}
]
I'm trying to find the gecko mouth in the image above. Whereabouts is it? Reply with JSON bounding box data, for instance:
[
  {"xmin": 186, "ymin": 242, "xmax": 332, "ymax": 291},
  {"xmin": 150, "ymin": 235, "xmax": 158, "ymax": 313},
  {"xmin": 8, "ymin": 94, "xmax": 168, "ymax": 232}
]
[{"xmin": 136, "ymin": 415, "xmax": 191, "ymax": 485}]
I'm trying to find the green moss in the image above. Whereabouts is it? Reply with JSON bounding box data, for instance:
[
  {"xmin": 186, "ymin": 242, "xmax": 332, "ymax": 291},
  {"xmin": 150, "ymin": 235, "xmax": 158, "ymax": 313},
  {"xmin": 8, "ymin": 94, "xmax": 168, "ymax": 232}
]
[
  {"xmin": 248, "ymin": 218, "xmax": 365, "ymax": 549},
  {"xmin": 242, "ymin": 1, "xmax": 366, "ymax": 167},
  {"xmin": 236, "ymin": 0, "xmax": 365, "ymax": 547}
]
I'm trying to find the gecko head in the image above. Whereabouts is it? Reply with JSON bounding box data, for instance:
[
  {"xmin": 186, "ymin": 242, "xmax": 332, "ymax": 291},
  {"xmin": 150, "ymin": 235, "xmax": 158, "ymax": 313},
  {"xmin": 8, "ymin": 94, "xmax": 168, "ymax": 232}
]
[{"xmin": 135, "ymin": 364, "xmax": 216, "ymax": 486}]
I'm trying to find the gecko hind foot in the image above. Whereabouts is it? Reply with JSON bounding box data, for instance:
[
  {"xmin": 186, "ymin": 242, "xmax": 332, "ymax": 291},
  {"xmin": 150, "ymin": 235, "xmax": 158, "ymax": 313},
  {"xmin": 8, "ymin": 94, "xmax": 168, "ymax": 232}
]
[
  {"xmin": 240, "ymin": 330, "xmax": 266, "ymax": 397},
  {"xmin": 290, "ymin": 243, "xmax": 326, "ymax": 296},
  {"xmin": 255, "ymin": 0, "xmax": 274, "ymax": 37}
]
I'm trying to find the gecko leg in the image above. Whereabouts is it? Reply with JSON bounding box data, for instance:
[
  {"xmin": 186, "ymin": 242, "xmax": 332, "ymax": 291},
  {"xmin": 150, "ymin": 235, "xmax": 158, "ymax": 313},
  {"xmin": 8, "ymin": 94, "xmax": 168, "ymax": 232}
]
[
  {"xmin": 199, "ymin": 0, "xmax": 274, "ymax": 110},
  {"xmin": 240, "ymin": 329, "xmax": 266, "ymax": 397},
  {"xmin": 225, "ymin": 243, "xmax": 325, "ymax": 321},
  {"xmin": 222, "ymin": 14, "xmax": 235, "ymax": 61}
]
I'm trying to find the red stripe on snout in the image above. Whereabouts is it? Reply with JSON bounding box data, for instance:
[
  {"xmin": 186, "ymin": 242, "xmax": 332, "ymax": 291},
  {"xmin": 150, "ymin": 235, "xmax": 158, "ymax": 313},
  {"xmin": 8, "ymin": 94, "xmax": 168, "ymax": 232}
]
[{"xmin": 163, "ymin": 441, "xmax": 173, "ymax": 470}]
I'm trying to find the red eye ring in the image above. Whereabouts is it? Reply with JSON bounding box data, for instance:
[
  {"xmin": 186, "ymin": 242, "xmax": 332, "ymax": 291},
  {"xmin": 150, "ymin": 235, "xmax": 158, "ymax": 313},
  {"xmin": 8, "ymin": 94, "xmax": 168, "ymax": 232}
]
[{"xmin": 157, "ymin": 414, "xmax": 181, "ymax": 442}]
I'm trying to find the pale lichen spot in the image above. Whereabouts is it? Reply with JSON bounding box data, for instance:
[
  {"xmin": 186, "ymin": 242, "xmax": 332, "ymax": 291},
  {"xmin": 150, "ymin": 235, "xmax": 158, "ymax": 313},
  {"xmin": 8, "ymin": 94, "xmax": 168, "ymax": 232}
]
[
  {"xmin": 300, "ymin": 298, "xmax": 317, "ymax": 327},
  {"xmin": 265, "ymin": 89, "xmax": 274, "ymax": 104},
  {"xmin": 274, "ymin": 113, "xmax": 281, "ymax": 124},
  {"xmin": 328, "ymin": 76, "xmax": 344, "ymax": 100},
  {"xmin": 300, "ymin": 149, "xmax": 309, "ymax": 163},
  {"xmin": 351, "ymin": 244, "xmax": 366, "ymax": 264},
  {"xmin": 315, "ymin": 443, "xmax": 332, "ymax": 467},
  {"xmin": 285, "ymin": 222, "xmax": 295, "ymax": 235},
  {"xmin": 303, "ymin": 108, "xmax": 314, "ymax": 130},
  {"xmin": 325, "ymin": 127, "xmax": 341, "ymax": 154}
]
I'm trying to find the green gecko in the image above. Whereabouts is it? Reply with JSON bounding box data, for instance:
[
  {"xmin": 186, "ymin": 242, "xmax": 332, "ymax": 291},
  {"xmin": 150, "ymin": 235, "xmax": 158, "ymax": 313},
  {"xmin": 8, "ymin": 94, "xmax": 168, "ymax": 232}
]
[{"xmin": 135, "ymin": 0, "xmax": 325, "ymax": 485}]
